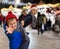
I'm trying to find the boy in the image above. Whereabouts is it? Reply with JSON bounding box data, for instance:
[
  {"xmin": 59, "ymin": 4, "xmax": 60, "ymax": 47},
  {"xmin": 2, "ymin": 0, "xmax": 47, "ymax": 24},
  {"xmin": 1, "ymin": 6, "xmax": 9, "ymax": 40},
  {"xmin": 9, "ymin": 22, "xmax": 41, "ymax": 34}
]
[
  {"xmin": 4, "ymin": 11, "xmax": 30, "ymax": 49},
  {"xmin": 4, "ymin": 11, "xmax": 23, "ymax": 49}
]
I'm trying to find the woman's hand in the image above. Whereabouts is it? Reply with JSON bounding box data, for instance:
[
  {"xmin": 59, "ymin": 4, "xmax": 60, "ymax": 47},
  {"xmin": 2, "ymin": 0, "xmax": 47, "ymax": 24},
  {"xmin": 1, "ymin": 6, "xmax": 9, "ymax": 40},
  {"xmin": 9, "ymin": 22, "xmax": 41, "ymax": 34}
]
[{"xmin": 21, "ymin": 20, "xmax": 24, "ymax": 27}]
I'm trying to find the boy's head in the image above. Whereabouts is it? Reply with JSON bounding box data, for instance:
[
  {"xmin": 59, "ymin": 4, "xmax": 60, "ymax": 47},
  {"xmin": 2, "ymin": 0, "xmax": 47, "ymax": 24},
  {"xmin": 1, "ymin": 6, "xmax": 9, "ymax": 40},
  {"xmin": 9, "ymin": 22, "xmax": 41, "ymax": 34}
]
[{"xmin": 5, "ymin": 11, "xmax": 17, "ymax": 29}]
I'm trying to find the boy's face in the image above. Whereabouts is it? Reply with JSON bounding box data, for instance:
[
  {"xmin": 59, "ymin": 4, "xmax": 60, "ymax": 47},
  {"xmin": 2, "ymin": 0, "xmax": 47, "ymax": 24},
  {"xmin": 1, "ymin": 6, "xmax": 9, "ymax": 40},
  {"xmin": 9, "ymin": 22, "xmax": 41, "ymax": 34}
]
[{"xmin": 8, "ymin": 18, "xmax": 17, "ymax": 30}]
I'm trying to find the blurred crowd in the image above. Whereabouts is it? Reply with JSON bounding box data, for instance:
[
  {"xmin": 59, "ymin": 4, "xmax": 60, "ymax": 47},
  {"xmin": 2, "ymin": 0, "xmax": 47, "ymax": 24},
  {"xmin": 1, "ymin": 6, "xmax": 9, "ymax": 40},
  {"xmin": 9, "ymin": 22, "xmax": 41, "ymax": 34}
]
[{"xmin": 0, "ymin": 2, "xmax": 60, "ymax": 35}]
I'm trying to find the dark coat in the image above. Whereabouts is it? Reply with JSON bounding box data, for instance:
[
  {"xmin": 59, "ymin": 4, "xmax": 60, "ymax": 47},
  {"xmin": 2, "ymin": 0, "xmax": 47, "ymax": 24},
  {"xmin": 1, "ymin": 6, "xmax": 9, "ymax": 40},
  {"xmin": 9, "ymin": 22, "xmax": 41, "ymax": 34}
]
[
  {"xmin": 19, "ymin": 14, "xmax": 27, "ymax": 22},
  {"xmin": 19, "ymin": 14, "xmax": 32, "ymax": 27},
  {"xmin": 17, "ymin": 21, "xmax": 30, "ymax": 49},
  {"xmin": 31, "ymin": 12, "xmax": 43, "ymax": 29}
]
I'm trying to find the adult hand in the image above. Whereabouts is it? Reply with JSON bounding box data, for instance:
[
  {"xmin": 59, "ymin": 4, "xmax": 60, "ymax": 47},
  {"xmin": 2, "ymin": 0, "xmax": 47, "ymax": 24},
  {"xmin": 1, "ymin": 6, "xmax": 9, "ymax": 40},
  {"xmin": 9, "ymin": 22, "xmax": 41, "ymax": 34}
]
[{"xmin": 21, "ymin": 20, "xmax": 24, "ymax": 27}]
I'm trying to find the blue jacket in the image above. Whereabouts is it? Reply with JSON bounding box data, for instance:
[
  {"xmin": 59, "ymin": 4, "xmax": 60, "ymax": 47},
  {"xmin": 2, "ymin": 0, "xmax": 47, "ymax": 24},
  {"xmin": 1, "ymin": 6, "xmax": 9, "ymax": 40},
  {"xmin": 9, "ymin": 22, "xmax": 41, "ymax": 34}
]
[{"xmin": 4, "ymin": 24, "xmax": 23, "ymax": 49}]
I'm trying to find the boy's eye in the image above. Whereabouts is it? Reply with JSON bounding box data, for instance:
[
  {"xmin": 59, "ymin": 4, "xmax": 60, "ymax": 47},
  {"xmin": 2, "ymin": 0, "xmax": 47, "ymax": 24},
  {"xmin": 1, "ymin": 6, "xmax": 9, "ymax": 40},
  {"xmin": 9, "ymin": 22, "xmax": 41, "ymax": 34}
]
[
  {"xmin": 13, "ymin": 22, "xmax": 16, "ymax": 24},
  {"xmin": 10, "ymin": 23, "xmax": 13, "ymax": 25}
]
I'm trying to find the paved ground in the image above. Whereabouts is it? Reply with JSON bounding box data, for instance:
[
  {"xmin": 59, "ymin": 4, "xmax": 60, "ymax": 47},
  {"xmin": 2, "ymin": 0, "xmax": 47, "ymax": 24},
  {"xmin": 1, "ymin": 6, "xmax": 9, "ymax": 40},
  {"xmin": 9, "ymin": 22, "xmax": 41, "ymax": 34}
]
[
  {"xmin": 0, "ymin": 27, "xmax": 9, "ymax": 49},
  {"xmin": 0, "ymin": 26, "xmax": 60, "ymax": 49}
]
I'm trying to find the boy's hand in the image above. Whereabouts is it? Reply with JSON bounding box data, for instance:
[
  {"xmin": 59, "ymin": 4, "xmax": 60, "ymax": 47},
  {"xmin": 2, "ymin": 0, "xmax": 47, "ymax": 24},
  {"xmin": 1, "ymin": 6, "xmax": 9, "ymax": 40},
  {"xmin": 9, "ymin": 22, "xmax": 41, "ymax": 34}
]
[{"xmin": 6, "ymin": 26, "xmax": 14, "ymax": 34}]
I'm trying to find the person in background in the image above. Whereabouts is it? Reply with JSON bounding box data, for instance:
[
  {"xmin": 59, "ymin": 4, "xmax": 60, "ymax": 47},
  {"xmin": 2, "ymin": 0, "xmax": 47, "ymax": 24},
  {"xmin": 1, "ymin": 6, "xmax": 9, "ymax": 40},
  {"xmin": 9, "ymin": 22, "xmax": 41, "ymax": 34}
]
[
  {"xmin": 53, "ymin": 13, "xmax": 60, "ymax": 33},
  {"xmin": 0, "ymin": 13, "xmax": 3, "ymax": 27},
  {"xmin": 19, "ymin": 9, "xmax": 32, "ymax": 28},
  {"xmin": 18, "ymin": 9, "xmax": 28, "ymax": 27},
  {"xmin": 45, "ymin": 8, "xmax": 55, "ymax": 30},
  {"xmin": 41, "ymin": 14, "xmax": 47, "ymax": 35},
  {"xmin": 29, "ymin": 4, "xmax": 43, "ymax": 35}
]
